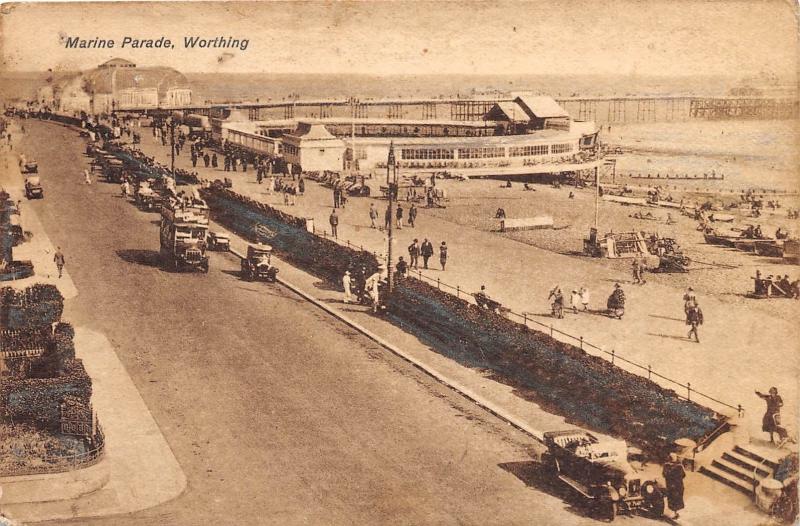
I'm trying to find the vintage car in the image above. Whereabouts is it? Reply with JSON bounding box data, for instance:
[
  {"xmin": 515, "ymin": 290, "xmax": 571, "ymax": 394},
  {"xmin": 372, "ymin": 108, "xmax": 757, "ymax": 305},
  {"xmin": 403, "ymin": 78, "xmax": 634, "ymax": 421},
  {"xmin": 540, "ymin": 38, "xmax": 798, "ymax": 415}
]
[
  {"xmin": 241, "ymin": 244, "xmax": 278, "ymax": 282},
  {"xmin": 540, "ymin": 430, "xmax": 665, "ymax": 521},
  {"xmin": 21, "ymin": 161, "xmax": 38, "ymax": 174},
  {"xmin": 24, "ymin": 176, "xmax": 43, "ymax": 199},
  {"xmin": 207, "ymin": 231, "xmax": 230, "ymax": 251},
  {"xmin": 135, "ymin": 181, "xmax": 162, "ymax": 211}
]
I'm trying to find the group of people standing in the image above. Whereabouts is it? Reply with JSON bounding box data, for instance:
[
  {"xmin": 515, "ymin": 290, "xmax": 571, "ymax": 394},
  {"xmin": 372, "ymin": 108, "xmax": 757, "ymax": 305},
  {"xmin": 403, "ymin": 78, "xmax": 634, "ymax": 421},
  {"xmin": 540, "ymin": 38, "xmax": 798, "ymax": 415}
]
[{"xmin": 404, "ymin": 238, "xmax": 447, "ymax": 273}]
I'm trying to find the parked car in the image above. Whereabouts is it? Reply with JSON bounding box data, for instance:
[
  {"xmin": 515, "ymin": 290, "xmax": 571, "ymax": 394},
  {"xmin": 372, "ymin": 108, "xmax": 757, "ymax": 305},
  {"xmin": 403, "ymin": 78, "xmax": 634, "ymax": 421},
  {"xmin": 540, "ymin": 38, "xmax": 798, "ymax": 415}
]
[
  {"xmin": 539, "ymin": 429, "xmax": 665, "ymax": 521},
  {"xmin": 207, "ymin": 231, "xmax": 230, "ymax": 251},
  {"xmin": 241, "ymin": 244, "xmax": 278, "ymax": 282},
  {"xmin": 24, "ymin": 176, "xmax": 43, "ymax": 199}
]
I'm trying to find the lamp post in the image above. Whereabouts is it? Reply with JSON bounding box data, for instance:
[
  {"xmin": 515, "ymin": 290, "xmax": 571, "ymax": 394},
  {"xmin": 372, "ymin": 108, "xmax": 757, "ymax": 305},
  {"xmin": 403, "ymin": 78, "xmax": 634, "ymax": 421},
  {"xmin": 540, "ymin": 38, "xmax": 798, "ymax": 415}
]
[
  {"xmin": 386, "ymin": 141, "xmax": 397, "ymax": 292},
  {"xmin": 169, "ymin": 115, "xmax": 176, "ymax": 177}
]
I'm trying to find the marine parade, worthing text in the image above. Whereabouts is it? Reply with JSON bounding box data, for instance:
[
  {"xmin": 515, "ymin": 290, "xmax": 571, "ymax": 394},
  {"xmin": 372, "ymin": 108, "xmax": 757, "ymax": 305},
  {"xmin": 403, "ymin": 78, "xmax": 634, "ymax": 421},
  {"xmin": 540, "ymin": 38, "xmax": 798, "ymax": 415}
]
[{"xmin": 62, "ymin": 36, "xmax": 249, "ymax": 50}]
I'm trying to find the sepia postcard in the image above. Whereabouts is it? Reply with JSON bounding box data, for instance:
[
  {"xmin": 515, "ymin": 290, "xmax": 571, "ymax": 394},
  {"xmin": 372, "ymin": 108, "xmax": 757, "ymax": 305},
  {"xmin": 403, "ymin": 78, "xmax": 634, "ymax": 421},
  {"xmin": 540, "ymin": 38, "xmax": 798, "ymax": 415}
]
[{"xmin": 0, "ymin": 1, "xmax": 798, "ymax": 524}]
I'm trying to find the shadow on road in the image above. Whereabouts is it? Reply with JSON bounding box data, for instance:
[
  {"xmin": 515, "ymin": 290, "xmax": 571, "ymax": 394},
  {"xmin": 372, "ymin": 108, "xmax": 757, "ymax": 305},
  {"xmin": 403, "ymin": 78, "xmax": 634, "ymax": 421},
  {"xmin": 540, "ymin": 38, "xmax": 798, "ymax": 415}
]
[
  {"xmin": 646, "ymin": 332, "xmax": 691, "ymax": 342},
  {"xmin": 648, "ymin": 314, "xmax": 685, "ymax": 322},
  {"xmin": 498, "ymin": 461, "xmax": 593, "ymax": 520},
  {"xmin": 116, "ymin": 248, "xmax": 162, "ymax": 268}
]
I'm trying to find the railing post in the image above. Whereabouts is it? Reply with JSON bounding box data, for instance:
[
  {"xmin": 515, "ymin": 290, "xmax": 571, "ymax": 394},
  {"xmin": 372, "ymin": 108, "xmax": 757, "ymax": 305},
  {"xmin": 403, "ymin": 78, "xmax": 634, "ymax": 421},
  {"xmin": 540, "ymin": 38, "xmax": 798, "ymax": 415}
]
[
  {"xmin": 456, "ymin": 285, "xmax": 460, "ymax": 298},
  {"xmin": 437, "ymin": 277, "xmax": 440, "ymax": 289},
  {"xmin": 550, "ymin": 324, "xmax": 553, "ymax": 337},
  {"xmin": 738, "ymin": 404, "xmax": 744, "ymax": 418},
  {"xmin": 611, "ymin": 349, "xmax": 615, "ymax": 365},
  {"xmin": 687, "ymin": 382, "xmax": 692, "ymax": 401},
  {"xmin": 579, "ymin": 336, "xmax": 583, "ymax": 350},
  {"xmin": 523, "ymin": 312, "xmax": 527, "ymax": 327},
  {"xmin": 647, "ymin": 365, "xmax": 652, "ymax": 380}
]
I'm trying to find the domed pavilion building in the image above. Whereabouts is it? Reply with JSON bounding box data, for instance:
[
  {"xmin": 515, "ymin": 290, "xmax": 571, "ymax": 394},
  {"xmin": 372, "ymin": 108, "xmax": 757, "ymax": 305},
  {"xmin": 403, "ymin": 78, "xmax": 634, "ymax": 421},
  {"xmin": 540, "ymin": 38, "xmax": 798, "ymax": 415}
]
[{"xmin": 49, "ymin": 58, "xmax": 192, "ymax": 114}]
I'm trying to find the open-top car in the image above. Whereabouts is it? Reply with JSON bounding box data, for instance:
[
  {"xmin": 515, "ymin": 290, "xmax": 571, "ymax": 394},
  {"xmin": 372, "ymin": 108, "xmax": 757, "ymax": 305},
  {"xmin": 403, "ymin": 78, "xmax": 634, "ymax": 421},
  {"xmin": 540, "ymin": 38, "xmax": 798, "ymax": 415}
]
[
  {"xmin": 241, "ymin": 244, "xmax": 278, "ymax": 282},
  {"xmin": 21, "ymin": 160, "xmax": 38, "ymax": 174},
  {"xmin": 540, "ymin": 429, "xmax": 665, "ymax": 521},
  {"xmin": 24, "ymin": 176, "xmax": 43, "ymax": 199},
  {"xmin": 207, "ymin": 231, "xmax": 230, "ymax": 251}
]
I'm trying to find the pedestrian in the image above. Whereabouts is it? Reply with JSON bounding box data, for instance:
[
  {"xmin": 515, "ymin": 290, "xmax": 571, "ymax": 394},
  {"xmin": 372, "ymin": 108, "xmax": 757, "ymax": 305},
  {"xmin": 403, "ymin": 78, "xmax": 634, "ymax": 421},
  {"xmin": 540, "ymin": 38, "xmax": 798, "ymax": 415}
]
[
  {"xmin": 256, "ymin": 167, "xmax": 263, "ymax": 184},
  {"xmin": 283, "ymin": 188, "xmax": 290, "ymax": 206},
  {"xmin": 53, "ymin": 247, "xmax": 65, "ymax": 278},
  {"xmin": 333, "ymin": 187, "xmax": 340, "ymax": 208},
  {"xmin": 756, "ymin": 387, "xmax": 785, "ymax": 443},
  {"xmin": 632, "ymin": 259, "xmax": 645, "ymax": 284},
  {"xmin": 329, "ymin": 209, "xmax": 339, "ymax": 239},
  {"xmin": 548, "ymin": 286, "xmax": 564, "ymax": 318},
  {"xmin": 683, "ymin": 287, "xmax": 697, "ymax": 314},
  {"xmin": 342, "ymin": 270, "xmax": 353, "ymax": 304},
  {"xmin": 421, "ymin": 239, "xmax": 433, "ymax": 269},
  {"xmin": 570, "ymin": 289, "xmax": 581, "ymax": 313},
  {"xmin": 396, "ymin": 256, "xmax": 408, "ymax": 278},
  {"xmin": 191, "ymin": 153, "xmax": 198, "ymax": 168},
  {"xmin": 384, "ymin": 205, "xmax": 392, "ymax": 231},
  {"xmin": 408, "ymin": 203, "xmax": 417, "ymax": 227},
  {"xmin": 365, "ymin": 269, "xmax": 382, "ymax": 313},
  {"xmin": 396, "ymin": 203, "xmax": 404, "ymax": 229},
  {"xmin": 83, "ymin": 169, "xmax": 92, "ymax": 185},
  {"xmin": 298, "ymin": 176, "xmax": 305, "ymax": 195},
  {"xmin": 686, "ymin": 302, "xmax": 703, "ymax": 343},
  {"xmin": 211, "ymin": 153, "xmax": 218, "ymax": 168},
  {"xmin": 439, "ymin": 241, "xmax": 447, "ymax": 270},
  {"xmin": 662, "ymin": 453, "xmax": 686, "ymax": 520},
  {"xmin": 607, "ymin": 283, "xmax": 626, "ymax": 319},
  {"xmin": 203, "ymin": 153, "xmax": 210, "ymax": 168},
  {"xmin": 579, "ymin": 286, "xmax": 590, "ymax": 311},
  {"xmin": 369, "ymin": 203, "xmax": 378, "ymax": 228},
  {"xmin": 408, "ymin": 239, "xmax": 420, "ymax": 269}
]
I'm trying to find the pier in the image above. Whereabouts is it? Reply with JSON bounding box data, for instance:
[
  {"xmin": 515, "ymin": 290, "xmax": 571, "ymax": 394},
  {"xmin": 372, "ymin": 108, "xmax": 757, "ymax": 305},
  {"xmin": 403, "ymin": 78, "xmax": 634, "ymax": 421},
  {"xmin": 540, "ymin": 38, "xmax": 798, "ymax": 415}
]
[{"xmin": 136, "ymin": 94, "xmax": 798, "ymax": 125}]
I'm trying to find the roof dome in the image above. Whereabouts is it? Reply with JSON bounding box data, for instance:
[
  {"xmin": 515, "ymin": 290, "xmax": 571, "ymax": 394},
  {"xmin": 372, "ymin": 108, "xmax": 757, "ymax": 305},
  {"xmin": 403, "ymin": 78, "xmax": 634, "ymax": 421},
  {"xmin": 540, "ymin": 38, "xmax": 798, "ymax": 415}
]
[{"xmin": 80, "ymin": 61, "xmax": 190, "ymax": 97}]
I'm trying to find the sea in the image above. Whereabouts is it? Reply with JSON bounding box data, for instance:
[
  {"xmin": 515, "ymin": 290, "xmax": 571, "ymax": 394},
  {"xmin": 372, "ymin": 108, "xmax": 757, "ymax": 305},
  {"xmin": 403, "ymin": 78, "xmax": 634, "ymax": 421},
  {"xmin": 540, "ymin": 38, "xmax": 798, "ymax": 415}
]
[{"xmin": 0, "ymin": 71, "xmax": 751, "ymax": 105}]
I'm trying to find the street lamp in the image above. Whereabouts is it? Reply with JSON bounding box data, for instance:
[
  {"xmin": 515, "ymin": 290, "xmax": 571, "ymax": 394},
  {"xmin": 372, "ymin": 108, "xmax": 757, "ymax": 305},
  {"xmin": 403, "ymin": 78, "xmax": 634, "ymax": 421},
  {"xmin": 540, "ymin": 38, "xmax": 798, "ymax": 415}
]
[{"xmin": 386, "ymin": 141, "xmax": 398, "ymax": 292}]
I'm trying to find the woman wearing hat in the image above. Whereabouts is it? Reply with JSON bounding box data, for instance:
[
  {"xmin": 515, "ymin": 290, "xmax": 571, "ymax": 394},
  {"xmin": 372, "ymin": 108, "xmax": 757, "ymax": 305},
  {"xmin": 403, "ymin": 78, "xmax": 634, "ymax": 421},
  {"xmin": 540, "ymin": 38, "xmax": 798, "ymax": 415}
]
[
  {"xmin": 662, "ymin": 453, "xmax": 686, "ymax": 519},
  {"xmin": 756, "ymin": 387, "xmax": 784, "ymax": 443}
]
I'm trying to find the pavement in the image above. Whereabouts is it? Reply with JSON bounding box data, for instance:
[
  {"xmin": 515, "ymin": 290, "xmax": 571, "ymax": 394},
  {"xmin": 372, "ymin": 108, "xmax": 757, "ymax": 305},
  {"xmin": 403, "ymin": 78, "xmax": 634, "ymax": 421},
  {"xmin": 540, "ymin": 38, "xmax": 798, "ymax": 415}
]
[
  {"xmin": 133, "ymin": 134, "xmax": 799, "ymax": 439},
  {"xmin": 0, "ymin": 124, "xmax": 186, "ymax": 524}
]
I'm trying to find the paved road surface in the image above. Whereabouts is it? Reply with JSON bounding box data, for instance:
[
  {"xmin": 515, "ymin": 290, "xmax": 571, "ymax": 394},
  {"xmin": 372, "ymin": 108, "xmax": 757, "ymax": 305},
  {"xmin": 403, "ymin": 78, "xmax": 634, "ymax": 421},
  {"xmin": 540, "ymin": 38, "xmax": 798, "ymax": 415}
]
[{"xmin": 18, "ymin": 120, "xmax": 639, "ymax": 525}]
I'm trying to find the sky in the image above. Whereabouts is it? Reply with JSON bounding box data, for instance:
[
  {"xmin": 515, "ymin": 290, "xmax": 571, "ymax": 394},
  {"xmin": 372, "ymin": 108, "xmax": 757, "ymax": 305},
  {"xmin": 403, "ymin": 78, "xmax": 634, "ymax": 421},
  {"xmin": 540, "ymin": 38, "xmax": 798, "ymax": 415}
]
[{"xmin": 1, "ymin": 0, "xmax": 798, "ymax": 78}]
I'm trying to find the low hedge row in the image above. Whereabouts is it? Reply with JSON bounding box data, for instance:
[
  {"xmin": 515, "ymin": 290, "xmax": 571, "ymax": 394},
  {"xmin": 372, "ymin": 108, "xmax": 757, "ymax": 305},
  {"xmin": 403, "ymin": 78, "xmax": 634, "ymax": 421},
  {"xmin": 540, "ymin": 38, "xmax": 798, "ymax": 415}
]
[
  {"xmin": 186, "ymin": 182, "xmax": 727, "ymax": 454},
  {"xmin": 387, "ymin": 278, "xmax": 722, "ymax": 453},
  {"xmin": 1, "ymin": 359, "xmax": 92, "ymax": 432},
  {"xmin": 200, "ymin": 185, "xmax": 379, "ymax": 282},
  {"xmin": 0, "ymin": 285, "xmax": 64, "ymax": 329}
]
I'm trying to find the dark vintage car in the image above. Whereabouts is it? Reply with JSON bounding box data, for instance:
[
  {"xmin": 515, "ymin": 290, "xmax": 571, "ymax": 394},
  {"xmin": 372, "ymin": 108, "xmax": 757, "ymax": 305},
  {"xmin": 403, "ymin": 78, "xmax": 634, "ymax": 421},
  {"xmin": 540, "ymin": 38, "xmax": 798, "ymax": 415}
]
[
  {"xmin": 24, "ymin": 176, "xmax": 43, "ymax": 199},
  {"xmin": 241, "ymin": 244, "xmax": 278, "ymax": 282},
  {"xmin": 207, "ymin": 231, "xmax": 230, "ymax": 252},
  {"xmin": 540, "ymin": 430, "xmax": 665, "ymax": 521}
]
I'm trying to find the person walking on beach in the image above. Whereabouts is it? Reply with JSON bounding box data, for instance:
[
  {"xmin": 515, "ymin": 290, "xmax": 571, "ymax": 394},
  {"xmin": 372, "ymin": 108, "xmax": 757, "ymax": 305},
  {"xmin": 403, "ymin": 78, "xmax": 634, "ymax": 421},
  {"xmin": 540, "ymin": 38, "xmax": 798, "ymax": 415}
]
[
  {"xmin": 421, "ymin": 239, "xmax": 433, "ymax": 269},
  {"xmin": 53, "ymin": 247, "xmax": 65, "ymax": 278},
  {"xmin": 408, "ymin": 203, "xmax": 417, "ymax": 228},
  {"xmin": 369, "ymin": 203, "xmax": 378, "ymax": 228},
  {"xmin": 683, "ymin": 287, "xmax": 697, "ymax": 315},
  {"xmin": 662, "ymin": 453, "xmax": 686, "ymax": 520},
  {"xmin": 439, "ymin": 241, "xmax": 448, "ymax": 270},
  {"xmin": 329, "ymin": 209, "xmax": 339, "ymax": 239},
  {"xmin": 756, "ymin": 387, "xmax": 784, "ymax": 443},
  {"xmin": 632, "ymin": 259, "xmax": 645, "ymax": 284},
  {"xmin": 342, "ymin": 270, "xmax": 353, "ymax": 304},
  {"xmin": 408, "ymin": 239, "xmax": 419, "ymax": 269},
  {"xmin": 686, "ymin": 302, "xmax": 703, "ymax": 343},
  {"xmin": 571, "ymin": 289, "xmax": 581, "ymax": 313},
  {"xmin": 579, "ymin": 286, "xmax": 590, "ymax": 311}
]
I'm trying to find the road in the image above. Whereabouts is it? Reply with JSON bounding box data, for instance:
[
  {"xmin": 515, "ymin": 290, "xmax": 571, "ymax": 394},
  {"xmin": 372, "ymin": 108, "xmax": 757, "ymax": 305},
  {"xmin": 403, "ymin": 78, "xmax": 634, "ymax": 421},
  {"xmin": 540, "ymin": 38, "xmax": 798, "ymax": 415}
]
[{"xmin": 17, "ymin": 120, "xmax": 633, "ymax": 525}]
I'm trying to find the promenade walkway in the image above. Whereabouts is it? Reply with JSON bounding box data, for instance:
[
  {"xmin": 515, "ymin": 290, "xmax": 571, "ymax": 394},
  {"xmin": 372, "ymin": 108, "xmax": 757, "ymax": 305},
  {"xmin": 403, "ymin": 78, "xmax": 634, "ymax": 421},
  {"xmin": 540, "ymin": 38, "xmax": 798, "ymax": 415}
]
[{"xmin": 134, "ymin": 135, "xmax": 798, "ymax": 439}]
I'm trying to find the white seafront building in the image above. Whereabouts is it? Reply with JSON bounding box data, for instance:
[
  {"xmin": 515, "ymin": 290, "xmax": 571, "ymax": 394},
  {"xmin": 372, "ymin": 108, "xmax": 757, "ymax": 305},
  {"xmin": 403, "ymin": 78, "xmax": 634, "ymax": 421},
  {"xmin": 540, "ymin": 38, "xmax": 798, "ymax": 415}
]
[{"xmin": 215, "ymin": 95, "xmax": 603, "ymax": 178}]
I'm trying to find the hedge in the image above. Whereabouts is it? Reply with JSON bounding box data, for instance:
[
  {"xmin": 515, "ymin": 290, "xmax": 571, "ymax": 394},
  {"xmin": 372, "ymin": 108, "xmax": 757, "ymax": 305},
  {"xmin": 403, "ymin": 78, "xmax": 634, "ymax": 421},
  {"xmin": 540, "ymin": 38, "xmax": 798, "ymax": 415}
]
[
  {"xmin": 386, "ymin": 278, "xmax": 723, "ymax": 454},
  {"xmin": 201, "ymin": 185, "xmax": 379, "ymax": 282},
  {"xmin": 0, "ymin": 284, "xmax": 64, "ymax": 329}
]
